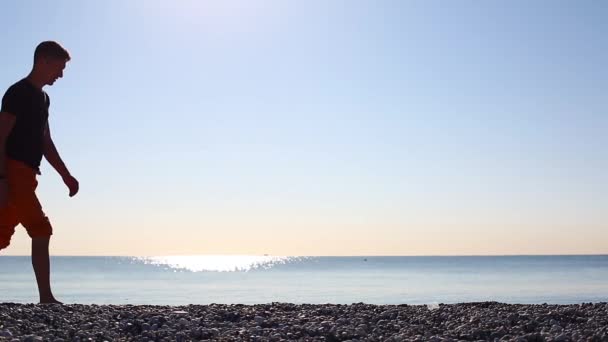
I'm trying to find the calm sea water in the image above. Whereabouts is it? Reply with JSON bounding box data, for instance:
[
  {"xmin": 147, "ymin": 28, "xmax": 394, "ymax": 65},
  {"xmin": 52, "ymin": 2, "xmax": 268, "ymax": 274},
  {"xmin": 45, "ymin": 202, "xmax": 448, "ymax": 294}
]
[{"xmin": 1, "ymin": 255, "xmax": 607, "ymax": 305}]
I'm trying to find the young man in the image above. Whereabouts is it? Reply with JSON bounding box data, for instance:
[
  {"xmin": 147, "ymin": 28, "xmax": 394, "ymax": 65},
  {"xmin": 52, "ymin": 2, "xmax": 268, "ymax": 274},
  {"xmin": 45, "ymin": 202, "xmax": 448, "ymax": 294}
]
[{"xmin": 0, "ymin": 41, "xmax": 79, "ymax": 304}]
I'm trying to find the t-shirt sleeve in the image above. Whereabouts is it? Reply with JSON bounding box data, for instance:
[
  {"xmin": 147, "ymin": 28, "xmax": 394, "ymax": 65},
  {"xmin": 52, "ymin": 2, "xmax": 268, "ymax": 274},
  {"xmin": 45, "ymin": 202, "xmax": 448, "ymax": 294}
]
[{"xmin": 1, "ymin": 85, "xmax": 24, "ymax": 116}]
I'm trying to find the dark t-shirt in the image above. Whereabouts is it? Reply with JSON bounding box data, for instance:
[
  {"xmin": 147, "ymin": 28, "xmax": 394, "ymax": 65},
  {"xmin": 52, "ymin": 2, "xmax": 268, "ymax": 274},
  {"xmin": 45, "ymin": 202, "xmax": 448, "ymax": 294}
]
[{"xmin": 1, "ymin": 79, "xmax": 50, "ymax": 170}]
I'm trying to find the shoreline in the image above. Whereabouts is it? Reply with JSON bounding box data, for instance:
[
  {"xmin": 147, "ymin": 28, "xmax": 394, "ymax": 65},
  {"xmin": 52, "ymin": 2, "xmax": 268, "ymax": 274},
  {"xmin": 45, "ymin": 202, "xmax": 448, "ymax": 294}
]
[{"xmin": 1, "ymin": 302, "xmax": 607, "ymax": 341}]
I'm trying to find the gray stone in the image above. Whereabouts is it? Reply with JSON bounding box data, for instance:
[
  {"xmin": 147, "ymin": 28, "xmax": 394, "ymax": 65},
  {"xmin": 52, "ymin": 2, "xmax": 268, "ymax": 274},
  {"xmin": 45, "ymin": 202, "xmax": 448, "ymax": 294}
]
[{"xmin": 550, "ymin": 324, "xmax": 563, "ymax": 334}]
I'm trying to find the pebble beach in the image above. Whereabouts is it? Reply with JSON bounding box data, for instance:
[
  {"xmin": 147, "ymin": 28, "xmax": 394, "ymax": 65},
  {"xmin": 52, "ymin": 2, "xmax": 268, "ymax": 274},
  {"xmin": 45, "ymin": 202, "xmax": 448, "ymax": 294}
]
[{"xmin": 1, "ymin": 302, "xmax": 607, "ymax": 341}]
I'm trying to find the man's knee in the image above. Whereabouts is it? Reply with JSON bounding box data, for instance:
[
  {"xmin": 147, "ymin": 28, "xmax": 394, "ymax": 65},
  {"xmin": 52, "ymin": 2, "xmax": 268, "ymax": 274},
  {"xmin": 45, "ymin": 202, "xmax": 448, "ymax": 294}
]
[
  {"xmin": 0, "ymin": 236, "xmax": 11, "ymax": 250},
  {"xmin": 0, "ymin": 210, "xmax": 17, "ymax": 251},
  {"xmin": 22, "ymin": 217, "xmax": 53, "ymax": 239},
  {"xmin": 0, "ymin": 226, "xmax": 15, "ymax": 250}
]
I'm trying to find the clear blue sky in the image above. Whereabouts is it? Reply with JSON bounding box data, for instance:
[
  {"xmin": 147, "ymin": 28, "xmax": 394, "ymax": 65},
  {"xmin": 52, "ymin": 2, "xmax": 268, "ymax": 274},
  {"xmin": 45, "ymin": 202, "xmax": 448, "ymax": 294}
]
[{"xmin": 1, "ymin": 0, "xmax": 606, "ymax": 256}]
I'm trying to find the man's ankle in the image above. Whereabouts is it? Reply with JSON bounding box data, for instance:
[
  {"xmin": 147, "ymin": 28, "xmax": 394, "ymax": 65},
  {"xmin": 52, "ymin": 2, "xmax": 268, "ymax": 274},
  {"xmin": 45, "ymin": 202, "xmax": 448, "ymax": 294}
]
[{"xmin": 39, "ymin": 296, "xmax": 62, "ymax": 304}]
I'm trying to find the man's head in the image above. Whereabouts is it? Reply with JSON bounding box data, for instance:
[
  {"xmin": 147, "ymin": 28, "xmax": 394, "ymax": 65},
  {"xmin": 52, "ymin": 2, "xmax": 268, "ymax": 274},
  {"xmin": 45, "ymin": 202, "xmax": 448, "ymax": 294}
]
[{"xmin": 33, "ymin": 41, "xmax": 70, "ymax": 86}]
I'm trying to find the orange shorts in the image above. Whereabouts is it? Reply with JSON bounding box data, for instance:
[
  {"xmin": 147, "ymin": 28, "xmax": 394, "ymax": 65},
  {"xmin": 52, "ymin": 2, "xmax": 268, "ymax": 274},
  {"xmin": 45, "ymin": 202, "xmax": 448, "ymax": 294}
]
[{"xmin": 0, "ymin": 159, "xmax": 53, "ymax": 249}]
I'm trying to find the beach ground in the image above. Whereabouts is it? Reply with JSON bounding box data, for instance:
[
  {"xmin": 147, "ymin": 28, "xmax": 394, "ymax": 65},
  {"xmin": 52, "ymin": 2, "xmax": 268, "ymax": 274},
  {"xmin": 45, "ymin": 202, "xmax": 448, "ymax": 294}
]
[{"xmin": 1, "ymin": 302, "xmax": 607, "ymax": 341}]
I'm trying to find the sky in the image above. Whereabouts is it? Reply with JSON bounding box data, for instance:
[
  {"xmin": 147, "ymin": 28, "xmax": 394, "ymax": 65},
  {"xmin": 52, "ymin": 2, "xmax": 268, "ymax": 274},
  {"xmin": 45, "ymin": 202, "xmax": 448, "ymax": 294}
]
[{"xmin": 0, "ymin": 0, "xmax": 606, "ymax": 256}]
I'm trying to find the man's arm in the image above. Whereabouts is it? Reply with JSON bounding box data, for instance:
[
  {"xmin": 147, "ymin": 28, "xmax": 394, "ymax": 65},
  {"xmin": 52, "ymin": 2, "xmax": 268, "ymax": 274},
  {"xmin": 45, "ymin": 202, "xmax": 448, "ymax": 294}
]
[
  {"xmin": 0, "ymin": 112, "xmax": 16, "ymax": 176},
  {"xmin": 0, "ymin": 112, "xmax": 16, "ymax": 207},
  {"xmin": 43, "ymin": 122, "xmax": 71, "ymax": 178},
  {"xmin": 43, "ymin": 122, "xmax": 79, "ymax": 197}
]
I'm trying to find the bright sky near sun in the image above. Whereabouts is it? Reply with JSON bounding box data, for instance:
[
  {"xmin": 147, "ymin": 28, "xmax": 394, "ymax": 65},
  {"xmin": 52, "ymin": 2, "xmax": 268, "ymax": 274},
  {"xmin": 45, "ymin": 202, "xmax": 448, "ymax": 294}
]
[{"xmin": 0, "ymin": 0, "xmax": 606, "ymax": 256}]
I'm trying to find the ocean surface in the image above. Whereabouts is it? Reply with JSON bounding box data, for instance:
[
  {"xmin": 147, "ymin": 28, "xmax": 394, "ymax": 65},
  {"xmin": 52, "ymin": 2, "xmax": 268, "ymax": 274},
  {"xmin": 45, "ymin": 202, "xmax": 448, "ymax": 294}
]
[{"xmin": 1, "ymin": 255, "xmax": 607, "ymax": 305}]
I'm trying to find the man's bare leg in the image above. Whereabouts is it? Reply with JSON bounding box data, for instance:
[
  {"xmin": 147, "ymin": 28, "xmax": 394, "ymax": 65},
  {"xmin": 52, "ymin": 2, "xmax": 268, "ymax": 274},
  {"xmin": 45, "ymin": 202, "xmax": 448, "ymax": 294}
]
[{"xmin": 32, "ymin": 237, "xmax": 62, "ymax": 304}]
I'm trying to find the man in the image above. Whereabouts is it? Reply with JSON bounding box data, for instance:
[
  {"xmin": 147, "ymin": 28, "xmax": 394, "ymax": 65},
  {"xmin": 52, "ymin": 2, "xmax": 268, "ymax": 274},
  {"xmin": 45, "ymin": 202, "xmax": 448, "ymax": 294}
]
[{"xmin": 0, "ymin": 41, "xmax": 79, "ymax": 304}]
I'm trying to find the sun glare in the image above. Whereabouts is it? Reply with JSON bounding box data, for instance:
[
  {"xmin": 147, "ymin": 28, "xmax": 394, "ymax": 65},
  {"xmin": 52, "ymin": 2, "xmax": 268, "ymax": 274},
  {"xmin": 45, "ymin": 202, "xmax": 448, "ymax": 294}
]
[{"xmin": 136, "ymin": 255, "xmax": 299, "ymax": 272}]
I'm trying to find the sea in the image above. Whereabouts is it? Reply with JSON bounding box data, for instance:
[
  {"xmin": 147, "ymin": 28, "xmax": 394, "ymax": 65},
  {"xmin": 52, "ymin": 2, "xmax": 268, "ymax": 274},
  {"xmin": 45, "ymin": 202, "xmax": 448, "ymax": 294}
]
[{"xmin": 1, "ymin": 255, "xmax": 607, "ymax": 305}]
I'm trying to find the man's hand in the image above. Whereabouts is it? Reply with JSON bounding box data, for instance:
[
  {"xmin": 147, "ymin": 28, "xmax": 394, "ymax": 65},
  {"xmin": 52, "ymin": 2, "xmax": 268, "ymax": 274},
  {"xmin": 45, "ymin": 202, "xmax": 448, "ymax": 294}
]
[
  {"xmin": 62, "ymin": 174, "xmax": 79, "ymax": 197},
  {"xmin": 0, "ymin": 179, "xmax": 8, "ymax": 208}
]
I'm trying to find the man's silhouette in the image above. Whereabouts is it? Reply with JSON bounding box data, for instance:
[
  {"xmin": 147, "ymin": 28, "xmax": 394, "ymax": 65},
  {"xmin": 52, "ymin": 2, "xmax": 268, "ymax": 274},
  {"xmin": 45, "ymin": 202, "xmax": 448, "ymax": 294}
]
[{"xmin": 0, "ymin": 41, "xmax": 79, "ymax": 304}]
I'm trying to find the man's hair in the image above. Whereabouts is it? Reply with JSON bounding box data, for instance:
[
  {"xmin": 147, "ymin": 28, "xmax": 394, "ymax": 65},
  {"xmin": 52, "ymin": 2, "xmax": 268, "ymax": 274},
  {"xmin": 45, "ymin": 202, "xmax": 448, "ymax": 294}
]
[{"xmin": 34, "ymin": 41, "xmax": 71, "ymax": 63}]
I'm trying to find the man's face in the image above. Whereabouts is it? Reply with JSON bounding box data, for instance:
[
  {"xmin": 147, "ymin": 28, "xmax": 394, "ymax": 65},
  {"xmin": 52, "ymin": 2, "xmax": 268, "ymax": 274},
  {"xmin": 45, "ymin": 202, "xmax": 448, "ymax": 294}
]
[{"xmin": 41, "ymin": 57, "xmax": 67, "ymax": 86}]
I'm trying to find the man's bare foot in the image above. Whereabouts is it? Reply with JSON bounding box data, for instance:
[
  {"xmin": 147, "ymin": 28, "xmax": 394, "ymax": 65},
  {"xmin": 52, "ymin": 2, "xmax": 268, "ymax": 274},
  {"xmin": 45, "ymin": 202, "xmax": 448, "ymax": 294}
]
[{"xmin": 39, "ymin": 297, "xmax": 63, "ymax": 304}]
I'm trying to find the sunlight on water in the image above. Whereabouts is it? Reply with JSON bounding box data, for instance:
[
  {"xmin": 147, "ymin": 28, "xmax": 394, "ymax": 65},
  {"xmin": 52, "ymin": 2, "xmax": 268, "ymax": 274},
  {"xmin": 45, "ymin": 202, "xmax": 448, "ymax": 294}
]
[{"xmin": 135, "ymin": 255, "xmax": 298, "ymax": 272}]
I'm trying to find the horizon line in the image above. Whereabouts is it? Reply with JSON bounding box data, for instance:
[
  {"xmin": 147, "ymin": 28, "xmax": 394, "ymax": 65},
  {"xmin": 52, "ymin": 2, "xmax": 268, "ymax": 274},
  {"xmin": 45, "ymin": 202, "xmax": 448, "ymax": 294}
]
[{"xmin": 1, "ymin": 253, "xmax": 607, "ymax": 258}]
